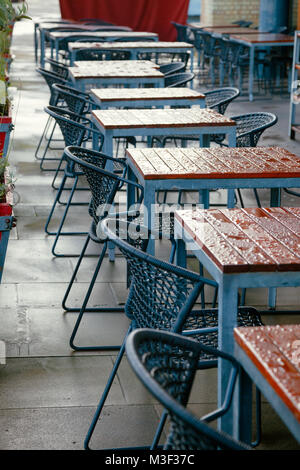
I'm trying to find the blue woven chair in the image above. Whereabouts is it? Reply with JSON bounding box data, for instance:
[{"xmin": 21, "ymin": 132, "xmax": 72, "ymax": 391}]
[
  {"xmin": 171, "ymin": 21, "xmax": 192, "ymax": 43},
  {"xmin": 61, "ymin": 146, "xmax": 145, "ymax": 345},
  {"xmin": 44, "ymin": 58, "xmax": 70, "ymax": 79},
  {"xmin": 37, "ymin": 82, "xmax": 95, "ymax": 172},
  {"xmin": 43, "ymin": 107, "xmax": 104, "ymax": 257},
  {"xmin": 126, "ymin": 329, "xmax": 251, "ymax": 450},
  {"xmin": 165, "ymin": 72, "xmax": 195, "ymax": 88},
  {"xmin": 35, "ymin": 67, "xmax": 68, "ymax": 167},
  {"xmin": 82, "ymin": 217, "xmax": 262, "ymax": 450},
  {"xmin": 159, "ymin": 61, "xmax": 186, "ymax": 76}
]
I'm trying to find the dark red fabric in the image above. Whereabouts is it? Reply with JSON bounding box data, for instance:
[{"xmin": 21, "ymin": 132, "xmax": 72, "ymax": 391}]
[{"xmin": 59, "ymin": 0, "xmax": 189, "ymax": 41}]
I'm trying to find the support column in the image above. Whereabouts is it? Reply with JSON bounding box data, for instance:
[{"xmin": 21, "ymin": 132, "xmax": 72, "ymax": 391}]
[{"xmin": 259, "ymin": 0, "xmax": 289, "ymax": 32}]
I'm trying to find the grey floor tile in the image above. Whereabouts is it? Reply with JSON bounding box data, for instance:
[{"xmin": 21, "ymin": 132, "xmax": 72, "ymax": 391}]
[
  {"xmin": 0, "ymin": 356, "xmax": 125, "ymax": 408},
  {"xmin": 27, "ymin": 308, "xmax": 130, "ymax": 356},
  {"xmin": 0, "ymin": 284, "xmax": 18, "ymax": 308},
  {"xmin": 0, "ymin": 404, "xmax": 163, "ymax": 450}
]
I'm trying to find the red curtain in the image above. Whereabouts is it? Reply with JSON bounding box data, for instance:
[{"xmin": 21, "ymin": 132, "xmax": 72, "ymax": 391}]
[{"xmin": 59, "ymin": 0, "xmax": 189, "ymax": 41}]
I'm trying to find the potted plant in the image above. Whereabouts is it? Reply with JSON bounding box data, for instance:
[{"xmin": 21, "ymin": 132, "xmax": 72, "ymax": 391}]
[
  {"xmin": 0, "ymin": 0, "xmax": 30, "ymax": 158},
  {"xmin": 0, "ymin": 1, "xmax": 29, "ymax": 281}
]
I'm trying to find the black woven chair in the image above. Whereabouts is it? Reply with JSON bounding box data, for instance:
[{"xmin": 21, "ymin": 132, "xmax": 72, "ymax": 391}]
[
  {"xmin": 126, "ymin": 329, "xmax": 251, "ymax": 450},
  {"xmin": 61, "ymin": 146, "xmax": 145, "ymax": 343},
  {"xmin": 82, "ymin": 216, "xmax": 262, "ymax": 450},
  {"xmin": 159, "ymin": 61, "xmax": 186, "ymax": 76},
  {"xmin": 165, "ymin": 72, "xmax": 195, "ymax": 88},
  {"xmin": 74, "ymin": 48, "xmax": 132, "ymax": 61},
  {"xmin": 43, "ymin": 107, "xmax": 104, "ymax": 257}
]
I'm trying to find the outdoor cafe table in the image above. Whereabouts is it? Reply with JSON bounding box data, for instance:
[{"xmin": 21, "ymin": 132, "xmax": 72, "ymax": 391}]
[
  {"xmin": 229, "ymin": 33, "xmax": 294, "ymax": 101},
  {"xmin": 91, "ymin": 107, "xmax": 237, "ymax": 162},
  {"xmin": 38, "ymin": 23, "xmax": 133, "ymax": 67},
  {"xmin": 174, "ymin": 206, "xmax": 300, "ymax": 443},
  {"xmin": 234, "ymin": 324, "xmax": 300, "ymax": 444},
  {"xmin": 69, "ymin": 61, "xmax": 165, "ymax": 91},
  {"xmin": 126, "ymin": 146, "xmax": 300, "ymax": 253},
  {"xmin": 68, "ymin": 41, "xmax": 195, "ymax": 71},
  {"xmin": 48, "ymin": 30, "xmax": 159, "ymax": 63},
  {"xmin": 90, "ymin": 87, "xmax": 205, "ymax": 109}
]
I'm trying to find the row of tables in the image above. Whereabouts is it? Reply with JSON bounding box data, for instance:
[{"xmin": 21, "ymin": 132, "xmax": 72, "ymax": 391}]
[
  {"xmin": 38, "ymin": 17, "xmax": 300, "ymax": 446},
  {"xmin": 188, "ymin": 22, "xmax": 294, "ymax": 101}
]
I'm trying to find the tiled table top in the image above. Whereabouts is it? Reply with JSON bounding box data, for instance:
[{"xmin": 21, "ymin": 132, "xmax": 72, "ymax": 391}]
[
  {"xmin": 126, "ymin": 146, "xmax": 300, "ymax": 180},
  {"xmin": 92, "ymin": 108, "xmax": 236, "ymax": 129},
  {"xmin": 69, "ymin": 62, "xmax": 164, "ymax": 79},
  {"xmin": 69, "ymin": 41, "xmax": 194, "ymax": 50},
  {"xmin": 234, "ymin": 324, "xmax": 300, "ymax": 423},
  {"xmin": 175, "ymin": 207, "xmax": 300, "ymax": 273},
  {"xmin": 90, "ymin": 87, "xmax": 205, "ymax": 103},
  {"xmin": 49, "ymin": 31, "xmax": 158, "ymax": 39}
]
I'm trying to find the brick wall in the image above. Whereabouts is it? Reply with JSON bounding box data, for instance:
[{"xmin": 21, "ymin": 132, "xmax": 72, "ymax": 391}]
[
  {"xmin": 201, "ymin": 0, "xmax": 260, "ymax": 26},
  {"xmin": 201, "ymin": 0, "xmax": 298, "ymax": 28}
]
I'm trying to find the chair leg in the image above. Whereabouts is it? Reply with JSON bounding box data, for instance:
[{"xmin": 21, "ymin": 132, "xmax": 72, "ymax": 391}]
[
  {"xmin": 50, "ymin": 176, "xmax": 89, "ymax": 258},
  {"xmin": 69, "ymin": 241, "xmax": 124, "ymax": 351},
  {"xmin": 62, "ymin": 234, "xmax": 92, "ymax": 312},
  {"xmin": 84, "ymin": 334, "xmax": 129, "ymax": 450},
  {"xmin": 37, "ymin": 120, "xmax": 63, "ymax": 172},
  {"xmin": 150, "ymin": 409, "xmax": 169, "ymax": 450},
  {"xmin": 45, "ymin": 173, "xmax": 68, "ymax": 235}
]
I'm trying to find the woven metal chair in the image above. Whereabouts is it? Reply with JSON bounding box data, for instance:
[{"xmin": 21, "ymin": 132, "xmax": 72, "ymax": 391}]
[
  {"xmin": 82, "ymin": 217, "xmax": 262, "ymax": 450},
  {"xmin": 159, "ymin": 61, "xmax": 186, "ymax": 76},
  {"xmin": 43, "ymin": 107, "xmax": 104, "ymax": 257},
  {"xmin": 36, "ymin": 79, "xmax": 95, "ymax": 172},
  {"xmin": 74, "ymin": 48, "xmax": 132, "ymax": 61},
  {"xmin": 61, "ymin": 146, "xmax": 145, "ymax": 346},
  {"xmin": 126, "ymin": 329, "xmax": 251, "ymax": 450},
  {"xmin": 44, "ymin": 58, "xmax": 70, "ymax": 79},
  {"xmin": 35, "ymin": 67, "xmax": 68, "ymax": 167},
  {"xmin": 171, "ymin": 21, "xmax": 192, "ymax": 43},
  {"xmin": 165, "ymin": 72, "xmax": 195, "ymax": 88},
  {"xmin": 56, "ymin": 34, "xmax": 107, "ymax": 64},
  {"xmin": 204, "ymin": 87, "xmax": 240, "ymax": 114}
]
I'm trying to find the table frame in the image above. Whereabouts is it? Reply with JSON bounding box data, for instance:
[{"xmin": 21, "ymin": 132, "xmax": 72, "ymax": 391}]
[
  {"xmin": 231, "ymin": 35, "xmax": 293, "ymax": 101},
  {"xmin": 174, "ymin": 213, "xmax": 300, "ymax": 444},
  {"xmin": 235, "ymin": 336, "xmax": 300, "ymax": 444}
]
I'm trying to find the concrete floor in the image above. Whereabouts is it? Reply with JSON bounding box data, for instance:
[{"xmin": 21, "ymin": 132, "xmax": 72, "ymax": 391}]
[{"xmin": 0, "ymin": 0, "xmax": 300, "ymax": 451}]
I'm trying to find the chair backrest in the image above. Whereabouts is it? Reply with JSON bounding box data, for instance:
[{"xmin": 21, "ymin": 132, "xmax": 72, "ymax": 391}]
[
  {"xmin": 36, "ymin": 67, "xmax": 67, "ymax": 105},
  {"xmin": 44, "ymin": 105, "xmax": 94, "ymax": 148},
  {"xmin": 64, "ymin": 146, "xmax": 139, "ymax": 226},
  {"xmin": 193, "ymin": 30, "xmax": 215, "ymax": 56},
  {"xmin": 111, "ymin": 36, "xmax": 157, "ymax": 42},
  {"xmin": 171, "ymin": 21, "xmax": 191, "ymax": 43},
  {"xmin": 79, "ymin": 18, "xmax": 115, "ymax": 26},
  {"xmin": 230, "ymin": 112, "xmax": 278, "ymax": 147},
  {"xmin": 58, "ymin": 34, "xmax": 105, "ymax": 52},
  {"xmin": 204, "ymin": 87, "xmax": 240, "ymax": 114},
  {"xmin": 101, "ymin": 218, "xmax": 216, "ymax": 331},
  {"xmin": 159, "ymin": 61, "xmax": 186, "ymax": 76},
  {"xmin": 51, "ymin": 83, "xmax": 93, "ymax": 115},
  {"xmin": 165, "ymin": 72, "xmax": 194, "ymax": 88},
  {"xmin": 44, "ymin": 58, "xmax": 69, "ymax": 79},
  {"xmin": 231, "ymin": 20, "xmax": 252, "ymax": 27},
  {"xmin": 126, "ymin": 329, "xmax": 250, "ymax": 450},
  {"xmin": 75, "ymin": 48, "xmax": 132, "ymax": 61}
]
